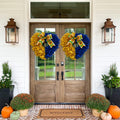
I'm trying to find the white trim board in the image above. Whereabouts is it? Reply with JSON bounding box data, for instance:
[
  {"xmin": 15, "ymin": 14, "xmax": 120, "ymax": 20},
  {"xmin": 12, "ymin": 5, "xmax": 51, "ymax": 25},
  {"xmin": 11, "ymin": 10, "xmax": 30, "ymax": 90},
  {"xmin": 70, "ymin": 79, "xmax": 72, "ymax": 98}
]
[{"xmin": 29, "ymin": 0, "xmax": 91, "ymax": 2}]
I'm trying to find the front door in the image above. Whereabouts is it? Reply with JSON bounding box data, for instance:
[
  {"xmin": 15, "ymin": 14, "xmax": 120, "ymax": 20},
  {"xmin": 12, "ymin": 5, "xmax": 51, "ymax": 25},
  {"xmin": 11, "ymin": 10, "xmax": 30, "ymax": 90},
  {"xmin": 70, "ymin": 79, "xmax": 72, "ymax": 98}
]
[{"xmin": 30, "ymin": 23, "xmax": 90, "ymax": 103}]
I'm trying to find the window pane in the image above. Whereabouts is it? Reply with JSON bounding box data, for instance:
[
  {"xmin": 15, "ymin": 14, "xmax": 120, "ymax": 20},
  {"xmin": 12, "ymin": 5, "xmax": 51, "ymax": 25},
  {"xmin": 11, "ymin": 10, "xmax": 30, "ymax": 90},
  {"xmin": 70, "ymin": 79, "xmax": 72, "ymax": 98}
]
[
  {"xmin": 65, "ymin": 57, "xmax": 74, "ymax": 80},
  {"xmin": 46, "ymin": 55, "xmax": 56, "ymax": 80},
  {"xmin": 65, "ymin": 28, "xmax": 75, "ymax": 33},
  {"xmin": 35, "ymin": 28, "xmax": 44, "ymax": 33},
  {"xmin": 35, "ymin": 55, "xmax": 56, "ymax": 80},
  {"xmin": 35, "ymin": 57, "xmax": 44, "ymax": 80},
  {"xmin": 76, "ymin": 28, "xmax": 86, "ymax": 34},
  {"xmin": 76, "ymin": 56, "xmax": 85, "ymax": 80},
  {"xmin": 31, "ymin": 2, "xmax": 90, "ymax": 18},
  {"xmin": 46, "ymin": 28, "xmax": 55, "ymax": 34}
]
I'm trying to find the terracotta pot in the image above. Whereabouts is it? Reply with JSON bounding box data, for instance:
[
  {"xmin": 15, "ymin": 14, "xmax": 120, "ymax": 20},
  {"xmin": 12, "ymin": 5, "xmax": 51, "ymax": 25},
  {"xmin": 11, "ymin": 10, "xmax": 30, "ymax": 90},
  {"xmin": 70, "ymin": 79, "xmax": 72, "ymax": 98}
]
[
  {"xmin": 19, "ymin": 109, "xmax": 28, "ymax": 117},
  {"xmin": 92, "ymin": 109, "xmax": 103, "ymax": 117}
]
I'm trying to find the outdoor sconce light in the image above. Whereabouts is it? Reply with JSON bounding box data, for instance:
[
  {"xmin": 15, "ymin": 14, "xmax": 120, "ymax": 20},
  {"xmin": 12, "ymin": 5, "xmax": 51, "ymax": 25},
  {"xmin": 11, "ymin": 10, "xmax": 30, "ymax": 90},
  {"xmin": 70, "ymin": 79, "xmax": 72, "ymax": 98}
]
[
  {"xmin": 5, "ymin": 18, "xmax": 19, "ymax": 44},
  {"xmin": 102, "ymin": 18, "xmax": 116, "ymax": 43}
]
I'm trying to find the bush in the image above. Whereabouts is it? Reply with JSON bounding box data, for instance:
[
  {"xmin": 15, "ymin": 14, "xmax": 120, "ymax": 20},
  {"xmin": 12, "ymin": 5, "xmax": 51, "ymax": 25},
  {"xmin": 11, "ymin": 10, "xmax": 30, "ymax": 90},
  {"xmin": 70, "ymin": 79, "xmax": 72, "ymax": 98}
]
[
  {"xmin": 0, "ymin": 62, "xmax": 12, "ymax": 88},
  {"xmin": 102, "ymin": 64, "xmax": 120, "ymax": 88},
  {"xmin": 86, "ymin": 93, "xmax": 110, "ymax": 111},
  {"xmin": 10, "ymin": 93, "xmax": 34, "ymax": 110}
]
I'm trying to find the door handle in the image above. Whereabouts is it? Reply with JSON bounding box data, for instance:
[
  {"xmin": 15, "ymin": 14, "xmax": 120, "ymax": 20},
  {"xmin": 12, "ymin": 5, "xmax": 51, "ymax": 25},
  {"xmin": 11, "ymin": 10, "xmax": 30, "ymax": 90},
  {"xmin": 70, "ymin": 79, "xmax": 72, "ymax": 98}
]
[
  {"xmin": 61, "ymin": 71, "xmax": 64, "ymax": 80},
  {"xmin": 57, "ymin": 72, "xmax": 59, "ymax": 80}
]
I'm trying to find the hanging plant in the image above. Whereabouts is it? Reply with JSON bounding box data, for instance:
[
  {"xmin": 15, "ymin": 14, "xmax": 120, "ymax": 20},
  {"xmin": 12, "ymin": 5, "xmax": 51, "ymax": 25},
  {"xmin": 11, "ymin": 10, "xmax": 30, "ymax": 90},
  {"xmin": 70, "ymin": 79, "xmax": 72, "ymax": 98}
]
[
  {"xmin": 61, "ymin": 33, "xmax": 90, "ymax": 60},
  {"xmin": 30, "ymin": 32, "xmax": 59, "ymax": 60}
]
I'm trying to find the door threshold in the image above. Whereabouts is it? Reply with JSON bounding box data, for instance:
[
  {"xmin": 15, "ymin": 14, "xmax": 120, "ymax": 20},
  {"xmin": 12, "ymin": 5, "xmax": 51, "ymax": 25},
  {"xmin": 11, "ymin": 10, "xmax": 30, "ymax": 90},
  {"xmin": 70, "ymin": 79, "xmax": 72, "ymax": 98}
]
[{"xmin": 35, "ymin": 103, "xmax": 85, "ymax": 105}]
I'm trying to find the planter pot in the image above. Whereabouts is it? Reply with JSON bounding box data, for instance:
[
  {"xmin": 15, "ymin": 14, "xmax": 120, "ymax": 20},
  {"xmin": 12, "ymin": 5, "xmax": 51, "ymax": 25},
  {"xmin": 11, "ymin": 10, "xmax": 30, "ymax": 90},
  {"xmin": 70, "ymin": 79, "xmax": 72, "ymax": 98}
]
[
  {"xmin": 0, "ymin": 85, "xmax": 14, "ymax": 114},
  {"xmin": 104, "ymin": 86, "xmax": 120, "ymax": 107},
  {"xmin": 92, "ymin": 109, "xmax": 103, "ymax": 117},
  {"xmin": 19, "ymin": 109, "xmax": 28, "ymax": 117}
]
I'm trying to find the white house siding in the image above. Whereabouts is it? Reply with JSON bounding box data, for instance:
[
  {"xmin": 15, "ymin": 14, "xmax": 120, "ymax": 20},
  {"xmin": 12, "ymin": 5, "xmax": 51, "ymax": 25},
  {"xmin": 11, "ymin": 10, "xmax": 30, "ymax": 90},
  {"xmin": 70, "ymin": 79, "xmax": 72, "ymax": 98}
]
[
  {"xmin": 0, "ymin": 0, "xmax": 29, "ymax": 96},
  {"xmin": 92, "ymin": 0, "xmax": 120, "ymax": 95},
  {"xmin": 0, "ymin": 0, "xmax": 120, "ymax": 97}
]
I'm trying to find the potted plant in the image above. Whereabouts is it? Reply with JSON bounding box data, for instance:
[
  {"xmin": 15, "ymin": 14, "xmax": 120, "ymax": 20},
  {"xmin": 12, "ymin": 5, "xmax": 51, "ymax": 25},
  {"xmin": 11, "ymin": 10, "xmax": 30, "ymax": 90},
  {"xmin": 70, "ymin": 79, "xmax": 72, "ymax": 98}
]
[
  {"xmin": 0, "ymin": 62, "xmax": 14, "ymax": 114},
  {"xmin": 86, "ymin": 93, "xmax": 110, "ymax": 117},
  {"xmin": 102, "ymin": 64, "xmax": 120, "ymax": 107},
  {"xmin": 10, "ymin": 93, "xmax": 34, "ymax": 117}
]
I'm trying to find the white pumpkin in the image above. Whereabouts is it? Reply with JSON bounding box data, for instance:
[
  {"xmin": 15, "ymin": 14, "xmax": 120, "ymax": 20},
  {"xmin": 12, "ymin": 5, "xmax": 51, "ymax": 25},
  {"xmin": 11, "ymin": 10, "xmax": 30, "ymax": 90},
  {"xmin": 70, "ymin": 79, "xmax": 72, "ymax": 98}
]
[{"xmin": 101, "ymin": 112, "xmax": 112, "ymax": 120}]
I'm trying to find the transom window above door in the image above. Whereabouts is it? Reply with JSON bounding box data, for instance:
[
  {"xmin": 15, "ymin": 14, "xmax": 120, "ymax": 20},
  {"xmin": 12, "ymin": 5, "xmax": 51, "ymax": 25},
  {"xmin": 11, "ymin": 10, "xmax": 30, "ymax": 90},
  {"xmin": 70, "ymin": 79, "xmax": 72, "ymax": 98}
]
[{"xmin": 30, "ymin": 2, "xmax": 90, "ymax": 18}]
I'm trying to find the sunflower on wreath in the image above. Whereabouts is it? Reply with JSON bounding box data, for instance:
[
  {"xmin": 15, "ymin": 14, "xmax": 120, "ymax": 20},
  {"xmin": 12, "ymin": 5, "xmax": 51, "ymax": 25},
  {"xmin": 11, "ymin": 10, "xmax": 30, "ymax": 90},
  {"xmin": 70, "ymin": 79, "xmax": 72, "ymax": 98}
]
[
  {"xmin": 61, "ymin": 32, "xmax": 90, "ymax": 60},
  {"xmin": 30, "ymin": 32, "xmax": 59, "ymax": 60}
]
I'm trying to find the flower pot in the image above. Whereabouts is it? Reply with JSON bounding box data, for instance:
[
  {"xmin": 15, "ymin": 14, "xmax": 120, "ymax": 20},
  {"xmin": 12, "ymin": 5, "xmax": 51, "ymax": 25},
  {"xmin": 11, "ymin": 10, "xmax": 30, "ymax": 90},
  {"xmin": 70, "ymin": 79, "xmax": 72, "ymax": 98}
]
[
  {"xmin": 0, "ymin": 85, "xmax": 14, "ymax": 114},
  {"xmin": 92, "ymin": 109, "xmax": 103, "ymax": 117},
  {"xmin": 104, "ymin": 86, "xmax": 120, "ymax": 107},
  {"xmin": 19, "ymin": 109, "xmax": 28, "ymax": 117}
]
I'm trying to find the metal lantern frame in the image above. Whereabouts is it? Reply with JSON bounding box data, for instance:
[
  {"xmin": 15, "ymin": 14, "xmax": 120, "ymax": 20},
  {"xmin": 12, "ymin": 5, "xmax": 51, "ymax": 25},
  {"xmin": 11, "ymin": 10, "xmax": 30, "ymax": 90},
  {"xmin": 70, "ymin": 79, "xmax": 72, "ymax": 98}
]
[
  {"xmin": 5, "ymin": 18, "xmax": 19, "ymax": 44},
  {"xmin": 102, "ymin": 18, "xmax": 116, "ymax": 43}
]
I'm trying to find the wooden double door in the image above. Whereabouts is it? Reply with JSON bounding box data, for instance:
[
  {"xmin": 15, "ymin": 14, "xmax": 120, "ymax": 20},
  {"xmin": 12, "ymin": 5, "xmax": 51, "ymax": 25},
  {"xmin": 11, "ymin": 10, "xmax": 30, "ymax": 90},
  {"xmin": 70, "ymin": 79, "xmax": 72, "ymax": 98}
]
[{"xmin": 30, "ymin": 23, "xmax": 90, "ymax": 103}]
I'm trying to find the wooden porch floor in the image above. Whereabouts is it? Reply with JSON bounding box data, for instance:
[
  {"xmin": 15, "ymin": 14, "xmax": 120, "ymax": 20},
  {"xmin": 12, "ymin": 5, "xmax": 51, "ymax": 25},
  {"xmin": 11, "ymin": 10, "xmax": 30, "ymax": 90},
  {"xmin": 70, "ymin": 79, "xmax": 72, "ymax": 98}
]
[{"xmin": 0, "ymin": 105, "xmax": 119, "ymax": 120}]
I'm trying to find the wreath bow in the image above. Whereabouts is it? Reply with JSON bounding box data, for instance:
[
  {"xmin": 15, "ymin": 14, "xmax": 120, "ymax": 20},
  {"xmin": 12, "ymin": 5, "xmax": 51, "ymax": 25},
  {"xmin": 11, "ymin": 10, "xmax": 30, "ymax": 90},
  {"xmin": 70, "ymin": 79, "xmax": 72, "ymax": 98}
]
[
  {"xmin": 67, "ymin": 32, "xmax": 85, "ymax": 48},
  {"xmin": 37, "ymin": 32, "xmax": 55, "ymax": 48}
]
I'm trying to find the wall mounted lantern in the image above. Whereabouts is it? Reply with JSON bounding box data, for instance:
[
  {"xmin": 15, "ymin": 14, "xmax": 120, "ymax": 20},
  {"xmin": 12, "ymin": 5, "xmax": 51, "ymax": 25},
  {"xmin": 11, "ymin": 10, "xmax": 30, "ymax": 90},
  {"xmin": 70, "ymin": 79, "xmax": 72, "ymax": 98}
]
[
  {"xmin": 102, "ymin": 18, "xmax": 116, "ymax": 43},
  {"xmin": 5, "ymin": 18, "xmax": 19, "ymax": 44}
]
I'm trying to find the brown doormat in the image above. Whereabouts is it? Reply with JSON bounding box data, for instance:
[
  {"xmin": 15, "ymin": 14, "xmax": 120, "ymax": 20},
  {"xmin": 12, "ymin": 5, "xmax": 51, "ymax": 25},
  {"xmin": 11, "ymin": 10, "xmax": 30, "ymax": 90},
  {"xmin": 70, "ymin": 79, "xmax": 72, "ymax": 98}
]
[{"xmin": 37, "ymin": 109, "xmax": 85, "ymax": 119}]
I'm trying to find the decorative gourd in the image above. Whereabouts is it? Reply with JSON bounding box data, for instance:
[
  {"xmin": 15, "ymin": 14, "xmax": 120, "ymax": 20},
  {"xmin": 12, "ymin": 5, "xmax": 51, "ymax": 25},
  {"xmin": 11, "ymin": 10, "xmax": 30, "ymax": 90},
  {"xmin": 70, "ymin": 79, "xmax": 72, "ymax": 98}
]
[
  {"xmin": 101, "ymin": 112, "xmax": 112, "ymax": 120},
  {"xmin": 108, "ymin": 105, "xmax": 120, "ymax": 119},
  {"xmin": 10, "ymin": 111, "xmax": 20, "ymax": 120},
  {"xmin": 1, "ymin": 105, "xmax": 13, "ymax": 118}
]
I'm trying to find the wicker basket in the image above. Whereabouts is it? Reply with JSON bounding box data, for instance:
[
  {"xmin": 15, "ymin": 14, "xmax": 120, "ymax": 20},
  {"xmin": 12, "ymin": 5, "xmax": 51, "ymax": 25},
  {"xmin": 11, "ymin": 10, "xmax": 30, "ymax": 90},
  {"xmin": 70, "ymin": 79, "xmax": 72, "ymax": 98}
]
[
  {"xmin": 92, "ymin": 109, "xmax": 103, "ymax": 117},
  {"xmin": 19, "ymin": 109, "xmax": 28, "ymax": 117}
]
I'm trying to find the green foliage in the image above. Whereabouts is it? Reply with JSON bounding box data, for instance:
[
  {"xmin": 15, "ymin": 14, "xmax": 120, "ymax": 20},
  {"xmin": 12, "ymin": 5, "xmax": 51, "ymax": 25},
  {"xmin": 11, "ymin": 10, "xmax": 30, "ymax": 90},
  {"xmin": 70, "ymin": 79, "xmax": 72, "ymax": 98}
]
[
  {"xmin": 102, "ymin": 64, "xmax": 120, "ymax": 88},
  {"xmin": 10, "ymin": 93, "xmax": 34, "ymax": 110},
  {"xmin": 109, "ymin": 64, "xmax": 118, "ymax": 77},
  {"xmin": 0, "ymin": 62, "xmax": 12, "ymax": 88},
  {"xmin": 86, "ymin": 94, "xmax": 110, "ymax": 111}
]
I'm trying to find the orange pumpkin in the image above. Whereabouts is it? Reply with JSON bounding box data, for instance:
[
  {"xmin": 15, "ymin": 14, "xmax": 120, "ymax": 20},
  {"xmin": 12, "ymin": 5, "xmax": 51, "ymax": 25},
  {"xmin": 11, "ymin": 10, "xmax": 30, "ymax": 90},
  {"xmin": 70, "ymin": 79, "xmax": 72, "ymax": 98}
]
[
  {"xmin": 108, "ymin": 105, "xmax": 120, "ymax": 119},
  {"xmin": 1, "ymin": 105, "xmax": 13, "ymax": 118}
]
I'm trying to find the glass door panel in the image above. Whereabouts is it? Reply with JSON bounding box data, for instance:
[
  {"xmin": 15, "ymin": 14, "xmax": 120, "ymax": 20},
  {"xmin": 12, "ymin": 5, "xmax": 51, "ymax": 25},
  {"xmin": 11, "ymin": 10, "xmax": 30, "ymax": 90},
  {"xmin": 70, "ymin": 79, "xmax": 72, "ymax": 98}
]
[
  {"xmin": 65, "ymin": 57, "xmax": 75, "ymax": 80},
  {"xmin": 76, "ymin": 55, "xmax": 85, "ymax": 80},
  {"xmin": 64, "ymin": 28, "xmax": 86, "ymax": 80},
  {"xmin": 35, "ymin": 28, "xmax": 56, "ymax": 80},
  {"xmin": 46, "ymin": 56, "xmax": 56, "ymax": 80}
]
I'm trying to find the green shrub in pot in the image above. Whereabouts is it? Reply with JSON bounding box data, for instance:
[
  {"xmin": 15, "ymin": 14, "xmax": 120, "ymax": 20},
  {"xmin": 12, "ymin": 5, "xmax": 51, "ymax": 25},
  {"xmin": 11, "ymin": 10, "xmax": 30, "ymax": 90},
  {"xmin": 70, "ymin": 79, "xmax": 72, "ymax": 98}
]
[
  {"xmin": 86, "ymin": 93, "xmax": 110, "ymax": 117},
  {"xmin": 0, "ymin": 62, "xmax": 14, "ymax": 114},
  {"xmin": 102, "ymin": 64, "xmax": 120, "ymax": 88},
  {"xmin": 10, "ymin": 93, "xmax": 34, "ymax": 116},
  {"xmin": 101, "ymin": 64, "xmax": 120, "ymax": 107}
]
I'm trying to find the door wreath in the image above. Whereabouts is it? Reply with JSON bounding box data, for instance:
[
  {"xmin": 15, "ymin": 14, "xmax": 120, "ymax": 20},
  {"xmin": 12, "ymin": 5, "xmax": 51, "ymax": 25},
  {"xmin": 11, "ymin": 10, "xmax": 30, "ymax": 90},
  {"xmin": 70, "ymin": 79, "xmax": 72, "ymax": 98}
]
[
  {"xmin": 61, "ymin": 33, "xmax": 90, "ymax": 60},
  {"xmin": 30, "ymin": 32, "xmax": 60, "ymax": 60}
]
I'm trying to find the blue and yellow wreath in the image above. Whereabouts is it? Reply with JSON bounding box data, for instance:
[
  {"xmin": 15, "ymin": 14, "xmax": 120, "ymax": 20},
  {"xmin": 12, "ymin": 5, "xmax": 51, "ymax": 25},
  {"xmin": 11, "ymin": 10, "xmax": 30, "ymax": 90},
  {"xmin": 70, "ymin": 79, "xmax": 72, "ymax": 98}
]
[
  {"xmin": 61, "ymin": 33, "xmax": 90, "ymax": 60},
  {"xmin": 30, "ymin": 32, "xmax": 59, "ymax": 60}
]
